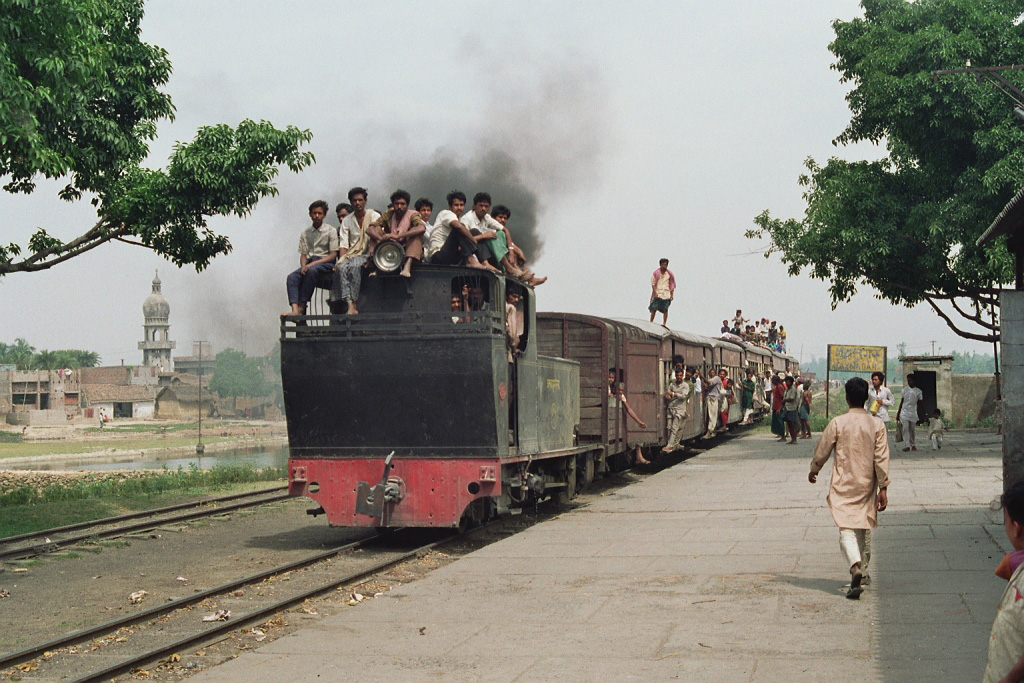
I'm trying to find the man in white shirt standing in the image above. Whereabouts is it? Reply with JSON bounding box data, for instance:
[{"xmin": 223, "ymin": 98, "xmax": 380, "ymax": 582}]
[
  {"xmin": 897, "ymin": 373, "xmax": 924, "ymax": 452},
  {"xmin": 866, "ymin": 371, "xmax": 895, "ymax": 424},
  {"xmin": 333, "ymin": 187, "xmax": 381, "ymax": 314}
]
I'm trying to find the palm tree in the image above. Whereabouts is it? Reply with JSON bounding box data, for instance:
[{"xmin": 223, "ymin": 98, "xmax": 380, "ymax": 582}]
[
  {"xmin": 74, "ymin": 350, "xmax": 100, "ymax": 368},
  {"xmin": 10, "ymin": 338, "xmax": 35, "ymax": 370},
  {"xmin": 32, "ymin": 350, "xmax": 60, "ymax": 371}
]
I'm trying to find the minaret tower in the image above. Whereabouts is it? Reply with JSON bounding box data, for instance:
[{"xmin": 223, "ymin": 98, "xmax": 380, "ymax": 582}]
[{"xmin": 139, "ymin": 270, "xmax": 175, "ymax": 369}]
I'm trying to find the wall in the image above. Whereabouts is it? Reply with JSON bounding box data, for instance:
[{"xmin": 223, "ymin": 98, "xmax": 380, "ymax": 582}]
[
  {"xmin": 951, "ymin": 374, "xmax": 999, "ymax": 425},
  {"xmin": 134, "ymin": 401, "xmax": 155, "ymax": 419},
  {"xmin": 6, "ymin": 409, "xmax": 70, "ymax": 426},
  {"xmin": 1003, "ymin": 290, "xmax": 1024, "ymax": 490}
]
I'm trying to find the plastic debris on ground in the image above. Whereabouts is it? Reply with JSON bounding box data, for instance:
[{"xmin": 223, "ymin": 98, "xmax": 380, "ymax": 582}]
[
  {"xmin": 128, "ymin": 590, "xmax": 149, "ymax": 604},
  {"xmin": 201, "ymin": 609, "xmax": 231, "ymax": 622}
]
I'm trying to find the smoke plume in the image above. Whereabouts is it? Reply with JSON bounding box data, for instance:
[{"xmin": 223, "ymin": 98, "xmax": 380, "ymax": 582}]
[{"xmin": 180, "ymin": 46, "xmax": 610, "ymax": 356}]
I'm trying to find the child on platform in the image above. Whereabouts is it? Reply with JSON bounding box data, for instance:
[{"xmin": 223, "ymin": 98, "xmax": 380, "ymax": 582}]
[{"xmin": 929, "ymin": 409, "xmax": 944, "ymax": 450}]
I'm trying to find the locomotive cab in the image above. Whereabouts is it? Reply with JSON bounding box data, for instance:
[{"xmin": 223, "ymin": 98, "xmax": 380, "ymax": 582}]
[{"xmin": 280, "ymin": 266, "xmax": 581, "ymax": 529}]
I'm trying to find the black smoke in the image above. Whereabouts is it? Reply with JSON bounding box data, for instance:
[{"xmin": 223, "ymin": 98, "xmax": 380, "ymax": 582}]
[{"xmin": 386, "ymin": 150, "xmax": 543, "ymax": 257}]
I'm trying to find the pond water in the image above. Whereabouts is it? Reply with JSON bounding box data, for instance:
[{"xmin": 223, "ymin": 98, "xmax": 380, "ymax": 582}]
[{"xmin": 8, "ymin": 445, "xmax": 290, "ymax": 472}]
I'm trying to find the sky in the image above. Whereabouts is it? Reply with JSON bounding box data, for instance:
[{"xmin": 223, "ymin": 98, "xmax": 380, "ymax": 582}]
[{"xmin": 0, "ymin": 0, "xmax": 1001, "ymax": 366}]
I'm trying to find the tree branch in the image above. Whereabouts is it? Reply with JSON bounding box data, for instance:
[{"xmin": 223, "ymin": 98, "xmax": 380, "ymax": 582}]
[
  {"xmin": 924, "ymin": 295, "xmax": 999, "ymax": 343},
  {"xmin": 949, "ymin": 297, "xmax": 999, "ymax": 330},
  {"xmin": 0, "ymin": 224, "xmax": 129, "ymax": 274}
]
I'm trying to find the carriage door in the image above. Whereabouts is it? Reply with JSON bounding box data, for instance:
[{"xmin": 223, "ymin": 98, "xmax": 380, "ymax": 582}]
[{"xmin": 624, "ymin": 340, "xmax": 660, "ymax": 444}]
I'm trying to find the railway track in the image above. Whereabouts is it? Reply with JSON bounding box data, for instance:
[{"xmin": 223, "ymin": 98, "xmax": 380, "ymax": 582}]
[
  {"xmin": 0, "ymin": 527, "xmax": 464, "ymax": 682},
  {"xmin": 0, "ymin": 486, "xmax": 290, "ymax": 563}
]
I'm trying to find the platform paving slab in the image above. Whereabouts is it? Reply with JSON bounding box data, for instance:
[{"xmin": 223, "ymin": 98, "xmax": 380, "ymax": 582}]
[{"xmin": 194, "ymin": 430, "xmax": 1005, "ymax": 682}]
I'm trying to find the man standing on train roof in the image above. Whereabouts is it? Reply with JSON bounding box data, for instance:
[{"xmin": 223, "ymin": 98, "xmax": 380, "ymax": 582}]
[
  {"xmin": 662, "ymin": 367, "xmax": 693, "ymax": 453},
  {"xmin": 333, "ymin": 187, "xmax": 381, "ymax": 315},
  {"xmin": 809, "ymin": 377, "xmax": 890, "ymax": 599},
  {"xmin": 284, "ymin": 200, "xmax": 339, "ymax": 317},
  {"xmin": 427, "ymin": 191, "xmax": 500, "ymax": 272},
  {"xmin": 648, "ymin": 258, "xmax": 675, "ymax": 326},
  {"xmin": 367, "ymin": 189, "xmax": 427, "ymax": 278}
]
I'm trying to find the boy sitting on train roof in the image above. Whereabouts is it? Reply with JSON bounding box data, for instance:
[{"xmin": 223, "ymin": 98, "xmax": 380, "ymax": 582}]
[
  {"xmin": 426, "ymin": 191, "xmax": 500, "ymax": 272},
  {"xmin": 284, "ymin": 200, "xmax": 339, "ymax": 318},
  {"xmin": 367, "ymin": 189, "xmax": 427, "ymax": 278},
  {"xmin": 489, "ymin": 204, "xmax": 546, "ymax": 286}
]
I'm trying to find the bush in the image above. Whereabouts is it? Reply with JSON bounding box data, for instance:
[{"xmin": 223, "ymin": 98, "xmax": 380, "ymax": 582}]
[{"xmin": 0, "ymin": 465, "xmax": 286, "ymax": 508}]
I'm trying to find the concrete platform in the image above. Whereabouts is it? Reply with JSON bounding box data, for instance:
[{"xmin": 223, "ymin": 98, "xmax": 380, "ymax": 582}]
[{"xmin": 196, "ymin": 430, "xmax": 1006, "ymax": 682}]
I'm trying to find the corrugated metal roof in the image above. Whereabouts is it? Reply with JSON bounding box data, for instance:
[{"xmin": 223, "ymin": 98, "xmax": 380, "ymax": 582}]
[
  {"xmin": 978, "ymin": 186, "xmax": 1024, "ymax": 246},
  {"xmin": 609, "ymin": 318, "xmax": 718, "ymax": 346}
]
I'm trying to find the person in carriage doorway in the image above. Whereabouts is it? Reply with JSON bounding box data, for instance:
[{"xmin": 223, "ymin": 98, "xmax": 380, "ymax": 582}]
[
  {"xmin": 332, "ymin": 187, "xmax": 381, "ymax": 315},
  {"xmin": 648, "ymin": 258, "xmax": 675, "ymax": 325},
  {"xmin": 427, "ymin": 191, "xmax": 500, "ymax": 271},
  {"xmin": 284, "ymin": 200, "xmax": 339, "ymax": 317},
  {"xmin": 809, "ymin": 377, "xmax": 890, "ymax": 600},
  {"xmin": 741, "ymin": 368, "xmax": 757, "ymax": 424},
  {"xmin": 703, "ymin": 368, "xmax": 727, "ymax": 439},
  {"xmin": 608, "ymin": 368, "xmax": 649, "ymax": 464},
  {"xmin": 662, "ymin": 367, "xmax": 693, "ymax": 453},
  {"xmin": 367, "ymin": 190, "xmax": 427, "ymax": 278},
  {"xmin": 897, "ymin": 373, "xmax": 924, "ymax": 452}
]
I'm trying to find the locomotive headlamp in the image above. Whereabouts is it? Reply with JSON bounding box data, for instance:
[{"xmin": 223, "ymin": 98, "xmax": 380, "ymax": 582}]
[{"xmin": 373, "ymin": 241, "xmax": 405, "ymax": 273}]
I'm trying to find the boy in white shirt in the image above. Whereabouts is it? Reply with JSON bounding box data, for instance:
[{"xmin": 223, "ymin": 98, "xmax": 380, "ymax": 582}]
[{"xmin": 928, "ymin": 409, "xmax": 944, "ymax": 450}]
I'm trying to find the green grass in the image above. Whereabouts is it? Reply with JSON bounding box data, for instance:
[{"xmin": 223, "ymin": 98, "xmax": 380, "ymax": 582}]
[
  {"xmin": 0, "ymin": 465, "xmax": 286, "ymax": 538},
  {"xmin": 82, "ymin": 422, "xmax": 198, "ymax": 434},
  {"xmin": 0, "ymin": 435, "xmax": 233, "ymax": 458}
]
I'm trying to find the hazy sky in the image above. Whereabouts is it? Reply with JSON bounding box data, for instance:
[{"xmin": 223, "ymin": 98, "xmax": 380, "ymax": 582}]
[{"xmin": 0, "ymin": 1, "xmax": 999, "ymax": 366}]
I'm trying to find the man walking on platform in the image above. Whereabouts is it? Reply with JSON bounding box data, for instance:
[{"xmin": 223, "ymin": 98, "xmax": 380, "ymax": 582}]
[
  {"xmin": 809, "ymin": 377, "xmax": 890, "ymax": 600},
  {"xmin": 648, "ymin": 258, "xmax": 675, "ymax": 326}
]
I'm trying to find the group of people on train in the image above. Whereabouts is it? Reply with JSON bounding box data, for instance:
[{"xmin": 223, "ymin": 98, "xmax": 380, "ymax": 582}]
[{"xmin": 284, "ymin": 189, "xmax": 546, "ymax": 317}]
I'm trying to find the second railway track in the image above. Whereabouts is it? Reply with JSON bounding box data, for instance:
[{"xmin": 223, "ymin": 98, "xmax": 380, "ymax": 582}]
[{"xmin": 0, "ymin": 485, "xmax": 290, "ymax": 562}]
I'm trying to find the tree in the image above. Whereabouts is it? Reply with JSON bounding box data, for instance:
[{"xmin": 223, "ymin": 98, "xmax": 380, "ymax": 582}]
[
  {"xmin": 209, "ymin": 349, "xmax": 269, "ymax": 401},
  {"xmin": 748, "ymin": 0, "xmax": 1022, "ymax": 343},
  {"xmin": 0, "ymin": 0, "xmax": 313, "ymax": 275}
]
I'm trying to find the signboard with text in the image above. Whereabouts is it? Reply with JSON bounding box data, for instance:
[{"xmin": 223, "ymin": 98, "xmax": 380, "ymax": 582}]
[
  {"xmin": 828, "ymin": 345, "xmax": 887, "ymax": 373},
  {"xmin": 825, "ymin": 344, "xmax": 888, "ymax": 419}
]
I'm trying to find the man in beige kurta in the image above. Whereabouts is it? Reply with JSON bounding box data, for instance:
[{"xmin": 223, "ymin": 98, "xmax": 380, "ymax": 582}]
[{"xmin": 809, "ymin": 377, "xmax": 890, "ymax": 599}]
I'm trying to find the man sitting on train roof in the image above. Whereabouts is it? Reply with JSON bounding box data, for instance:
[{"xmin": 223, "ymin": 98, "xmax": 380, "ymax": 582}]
[
  {"xmin": 490, "ymin": 204, "xmax": 547, "ymax": 286},
  {"xmin": 367, "ymin": 190, "xmax": 427, "ymax": 279},
  {"xmin": 284, "ymin": 200, "xmax": 339, "ymax": 318},
  {"xmin": 426, "ymin": 191, "xmax": 500, "ymax": 272},
  {"xmin": 333, "ymin": 187, "xmax": 381, "ymax": 315}
]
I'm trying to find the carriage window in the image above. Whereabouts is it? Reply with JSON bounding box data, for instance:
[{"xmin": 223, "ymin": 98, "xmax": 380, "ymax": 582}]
[{"xmin": 451, "ymin": 275, "xmax": 491, "ymax": 312}]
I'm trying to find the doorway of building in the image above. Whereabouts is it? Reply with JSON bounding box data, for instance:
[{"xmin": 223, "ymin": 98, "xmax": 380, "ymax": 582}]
[
  {"xmin": 113, "ymin": 402, "xmax": 133, "ymax": 418},
  {"xmin": 913, "ymin": 371, "xmax": 936, "ymax": 424}
]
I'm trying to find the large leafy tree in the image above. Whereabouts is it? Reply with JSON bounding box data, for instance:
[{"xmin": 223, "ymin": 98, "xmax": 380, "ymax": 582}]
[
  {"xmin": 748, "ymin": 0, "xmax": 1024, "ymax": 342},
  {"xmin": 209, "ymin": 348, "xmax": 269, "ymax": 400},
  {"xmin": 0, "ymin": 0, "xmax": 313, "ymax": 275}
]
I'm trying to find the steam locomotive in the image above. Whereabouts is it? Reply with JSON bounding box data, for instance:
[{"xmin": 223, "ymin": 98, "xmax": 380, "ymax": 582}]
[{"xmin": 280, "ymin": 265, "xmax": 798, "ymax": 530}]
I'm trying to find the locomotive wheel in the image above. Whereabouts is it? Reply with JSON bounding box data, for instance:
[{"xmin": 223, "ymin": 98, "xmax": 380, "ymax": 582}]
[
  {"xmin": 555, "ymin": 456, "xmax": 578, "ymax": 505},
  {"xmin": 577, "ymin": 452, "xmax": 595, "ymax": 491}
]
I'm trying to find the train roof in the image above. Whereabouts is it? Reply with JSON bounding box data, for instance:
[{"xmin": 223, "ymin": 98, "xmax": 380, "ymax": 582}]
[{"xmin": 610, "ymin": 318, "xmax": 720, "ymax": 347}]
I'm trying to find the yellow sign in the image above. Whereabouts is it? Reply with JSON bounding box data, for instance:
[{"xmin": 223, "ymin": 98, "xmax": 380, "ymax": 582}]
[{"xmin": 828, "ymin": 345, "xmax": 886, "ymax": 373}]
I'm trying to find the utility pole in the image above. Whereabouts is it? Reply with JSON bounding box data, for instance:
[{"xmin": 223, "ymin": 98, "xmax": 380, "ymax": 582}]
[
  {"xmin": 930, "ymin": 340, "xmax": 937, "ymax": 356},
  {"xmin": 196, "ymin": 341, "xmax": 204, "ymax": 455}
]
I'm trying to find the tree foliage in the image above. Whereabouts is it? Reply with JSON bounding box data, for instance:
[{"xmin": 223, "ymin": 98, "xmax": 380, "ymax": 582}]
[
  {"xmin": 748, "ymin": 0, "xmax": 1023, "ymax": 342},
  {"xmin": 209, "ymin": 348, "xmax": 269, "ymax": 400},
  {"xmin": 0, "ymin": 339, "xmax": 101, "ymax": 369},
  {"xmin": 0, "ymin": 0, "xmax": 314, "ymax": 275}
]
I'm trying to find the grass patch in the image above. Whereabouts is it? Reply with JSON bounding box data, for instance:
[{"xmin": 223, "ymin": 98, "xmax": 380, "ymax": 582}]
[
  {"xmin": 0, "ymin": 465, "xmax": 286, "ymax": 538},
  {"xmin": 0, "ymin": 436, "xmax": 233, "ymax": 458}
]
